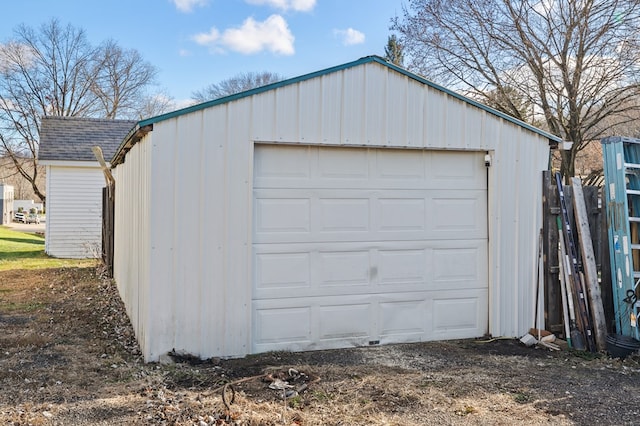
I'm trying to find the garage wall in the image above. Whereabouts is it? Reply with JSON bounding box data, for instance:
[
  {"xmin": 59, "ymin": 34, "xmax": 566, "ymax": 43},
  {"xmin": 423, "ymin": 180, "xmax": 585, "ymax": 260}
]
[
  {"xmin": 113, "ymin": 138, "xmax": 151, "ymax": 353},
  {"xmin": 113, "ymin": 59, "xmax": 551, "ymax": 361}
]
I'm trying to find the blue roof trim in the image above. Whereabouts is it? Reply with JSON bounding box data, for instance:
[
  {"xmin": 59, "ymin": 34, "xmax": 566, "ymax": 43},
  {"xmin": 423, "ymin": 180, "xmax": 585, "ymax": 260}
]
[
  {"xmin": 113, "ymin": 55, "xmax": 561, "ymax": 164},
  {"xmin": 373, "ymin": 57, "xmax": 562, "ymax": 143},
  {"xmin": 136, "ymin": 56, "xmax": 377, "ymax": 128}
]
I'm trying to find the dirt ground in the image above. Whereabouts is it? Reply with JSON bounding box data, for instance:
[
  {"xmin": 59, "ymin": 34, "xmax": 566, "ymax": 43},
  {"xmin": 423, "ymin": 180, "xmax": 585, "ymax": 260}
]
[{"xmin": 2, "ymin": 267, "xmax": 640, "ymax": 425}]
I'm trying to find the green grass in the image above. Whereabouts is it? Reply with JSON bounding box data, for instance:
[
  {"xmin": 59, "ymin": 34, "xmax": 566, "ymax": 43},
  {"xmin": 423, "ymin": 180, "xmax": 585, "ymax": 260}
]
[{"xmin": 0, "ymin": 226, "xmax": 96, "ymax": 271}]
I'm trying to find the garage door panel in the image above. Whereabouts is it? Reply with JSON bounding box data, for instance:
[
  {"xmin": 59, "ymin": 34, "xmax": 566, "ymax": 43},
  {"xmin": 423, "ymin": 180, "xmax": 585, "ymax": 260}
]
[
  {"xmin": 433, "ymin": 246, "xmax": 486, "ymax": 283},
  {"xmin": 319, "ymin": 198, "xmax": 370, "ymax": 232},
  {"xmin": 430, "ymin": 194, "xmax": 486, "ymax": 235},
  {"xmin": 254, "ymin": 144, "xmax": 312, "ymax": 180},
  {"xmin": 374, "ymin": 149, "xmax": 426, "ymax": 181},
  {"xmin": 254, "ymin": 189, "xmax": 486, "ymax": 243},
  {"xmin": 252, "ymin": 145, "xmax": 488, "ymax": 354},
  {"xmin": 429, "ymin": 150, "xmax": 487, "ymax": 190},
  {"xmin": 319, "ymin": 250, "xmax": 371, "ymax": 286},
  {"xmin": 378, "ymin": 299, "xmax": 429, "ymax": 338},
  {"xmin": 255, "ymin": 198, "xmax": 310, "ymax": 234},
  {"xmin": 254, "ymin": 306, "xmax": 312, "ymax": 345},
  {"xmin": 318, "ymin": 303, "xmax": 372, "ymax": 340},
  {"xmin": 255, "ymin": 252, "xmax": 310, "ymax": 290},
  {"xmin": 254, "ymin": 145, "xmax": 487, "ymax": 191},
  {"xmin": 318, "ymin": 147, "xmax": 370, "ymax": 179},
  {"xmin": 253, "ymin": 240, "xmax": 486, "ymax": 299},
  {"xmin": 378, "ymin": 198, "xmax": 426, "ymax": 231},
  {"xmin": 432, "ymin": 291, "xmax": 489, "ymax": 338},
  {"xmin": 378, "ymin": 249, "xmax": 428, "ymax": 285},
  {"xmin": 252, "ymin": 289, "xmax": 488, "ymax": 352}
]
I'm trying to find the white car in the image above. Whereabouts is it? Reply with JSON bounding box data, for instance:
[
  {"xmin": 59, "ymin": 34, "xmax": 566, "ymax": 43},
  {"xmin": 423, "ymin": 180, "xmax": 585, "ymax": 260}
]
[
  {"xmin": 14, "ymin": 212, "xmax": 27, "ymax": 223},
  {"xmin": 26, "ymin": 214, "xmax": 40, "ymax": 224}
]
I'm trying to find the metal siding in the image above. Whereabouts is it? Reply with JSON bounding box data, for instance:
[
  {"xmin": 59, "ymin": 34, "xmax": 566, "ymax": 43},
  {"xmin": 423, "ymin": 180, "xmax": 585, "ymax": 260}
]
[
  {"xmin": 147, "ymin": 120, "xmax": 179, "ymax": 361},
  {"xmin": 464, "ymin": 104, "xmax": 484, "ymax": 149},
  {"xmin": 445, "ymin": 98, "xmax": 465, "ymax": 149},
  {"xmin": 113, "ymin": 60, "xmax": 551, "ymax": 360},
  {"xmin": 341, "ymin": 66, "xmax": 366, "ymax": 144},
  {"xmin": 489, "ymin": 125, "xmax": 548, "ymax": 338},
  {"xmin": 298, "ymin": 77, "xmax": 322, "ymax": 143},
  {"xmin": 199, "ymin": 105, "xmax": 229, "ymax": 357},
  {"xmin": 275, "ymin": 83, "xmax": 300, "ymax": 141},
  {"xmin": 406, "ymin": 78, "xmax": 425, "ymax": 148},
  {"xmin": 225, "ymin": 101, "xmax": 253, "ymax": 357},
  {"xmin": 113, "ymin": 135, "xmax": 151, "ymax": 359},
  {"xmin": 364, "ymin": 64, "xmax": 387, "ymax": 146},
  {"xmin": 45, "ymin": 166, "xmax": 105, "ymax": 258},
  {"xmin": 252, "ymin": 90, "xmax": 276, "ymax": 141},
  {"xmin": 386, "ymin": 72, "xmax": 409, "ymax": 147},
  {"xmin": 425, "ymin": 88, "xmax": 446, "ymax": 147},
  {"xmin": 172, "ymin": 111, "xmax": 205, "ymax": 354},
  {"xmin": 320, "ymin": 73, "xmax": 342, "ymax": 143}
]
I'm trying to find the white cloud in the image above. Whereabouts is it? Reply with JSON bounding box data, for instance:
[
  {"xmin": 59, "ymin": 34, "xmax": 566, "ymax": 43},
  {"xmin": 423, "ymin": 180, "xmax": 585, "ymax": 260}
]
[
  {"xmin": 245, "ymin": 0, "xmax": 316, "ymax": 12},
  {"xmin": 192, "ymin": 14, "xmax": 295, "ymax": 55},
  {"xmin": 178, "ymin": 49, "xmax": 192, "ymax": 57},
  {"xmin": 334, "ymin": 28, "xmax": 365, "ymax": 46},
  {"xmin": 193, "ymin": 27, "xmax": 220, "ymax": 45},
  {"xmin": 172, "ymin": 0, "xmax": 209, "ymax": 13}
]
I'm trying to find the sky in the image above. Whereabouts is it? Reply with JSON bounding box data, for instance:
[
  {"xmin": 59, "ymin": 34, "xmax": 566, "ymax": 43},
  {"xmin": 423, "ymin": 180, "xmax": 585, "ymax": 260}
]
[{"xmin": 1, "ymin": 0, "xmax": 405, "ymax": 106}]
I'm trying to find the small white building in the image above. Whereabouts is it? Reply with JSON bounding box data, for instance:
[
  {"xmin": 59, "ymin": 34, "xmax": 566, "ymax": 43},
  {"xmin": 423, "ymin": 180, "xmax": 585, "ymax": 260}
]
[
  {"xmin": 110, "ymin": 56, "xmax": 561, "ymax": 361},
  {"xmin": 0, "ymin": 184, "xmax": 14, "ymax": 225},
  {"xmin": 38, "ymin": 117, "xmax": 136, "ymax": 258},
  {"xmin": 14, "ymin": 200, "xmax": 44, "ymax": 214}
]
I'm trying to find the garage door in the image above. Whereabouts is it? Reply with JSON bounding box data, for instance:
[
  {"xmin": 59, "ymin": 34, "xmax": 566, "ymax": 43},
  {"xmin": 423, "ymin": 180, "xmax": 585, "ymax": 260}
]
[{"xmin": 252, "ymin": 145, "xmax": 488, "ymax": 353}]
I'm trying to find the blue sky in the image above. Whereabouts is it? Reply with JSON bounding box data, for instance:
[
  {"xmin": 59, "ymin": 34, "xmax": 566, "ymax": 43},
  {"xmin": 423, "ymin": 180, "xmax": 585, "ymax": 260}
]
[{"xmin": 2, "ymin": 0, "xmax": 404, "ymax": 104}]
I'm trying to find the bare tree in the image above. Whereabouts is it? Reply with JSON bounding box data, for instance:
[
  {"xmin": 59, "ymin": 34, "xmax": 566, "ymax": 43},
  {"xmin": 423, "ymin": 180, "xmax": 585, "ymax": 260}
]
[
  {"xmin": 0, "ymin": 19, "xmax": 159, "ymax": 202},
  {"xmin": 392, "ymin": 0, "xmax": 640, "ymax": 180},
  {"xmin": 137, "ymin": 90, "xmax": 178, "ymax": 119},
  {"xmin": 192, "ymin": 71, "xmax": 285, "ymax": 103},
  {"xmin": 92, "ymin": 40, "xmax": 158, "ymax": 119}
]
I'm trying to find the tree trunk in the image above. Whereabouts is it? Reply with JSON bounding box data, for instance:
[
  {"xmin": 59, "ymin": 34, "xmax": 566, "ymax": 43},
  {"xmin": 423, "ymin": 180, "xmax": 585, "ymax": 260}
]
[{"xmin": 560, "ymin": 149, "xmax": 576, "ymax": 184}]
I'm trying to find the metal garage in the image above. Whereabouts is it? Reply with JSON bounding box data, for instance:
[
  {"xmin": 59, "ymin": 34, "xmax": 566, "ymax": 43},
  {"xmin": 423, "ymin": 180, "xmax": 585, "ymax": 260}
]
[{"xmin": 109, "ymin": 56, "xmax": 561, "ymax": 361}]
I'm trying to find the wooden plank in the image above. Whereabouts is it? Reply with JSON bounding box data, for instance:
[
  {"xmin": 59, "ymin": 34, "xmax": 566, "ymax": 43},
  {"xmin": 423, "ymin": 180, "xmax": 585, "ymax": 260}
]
[
  {"xmin": 571, "ymin": 177, "xmax": 608, "ymax": 352},
  {"xmin": 542, "ymin": 171, "xmax": 562, "ymax": 334}
]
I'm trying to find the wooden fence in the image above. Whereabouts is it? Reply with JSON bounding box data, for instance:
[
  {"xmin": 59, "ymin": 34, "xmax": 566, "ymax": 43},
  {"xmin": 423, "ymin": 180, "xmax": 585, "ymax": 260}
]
[
  {"xmin": 102, "ymin": 185, "xmax": 115, "ymax": 277},
  {"xmin": 542, "ymin": 170, "xmax": 614, "ymax": 337}
]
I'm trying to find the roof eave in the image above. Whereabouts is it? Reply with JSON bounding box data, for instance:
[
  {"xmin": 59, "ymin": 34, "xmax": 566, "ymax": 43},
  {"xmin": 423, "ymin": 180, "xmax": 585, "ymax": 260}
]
[{"xmin": 111, "ymin": 124, "xmax": 153, "ymax": 166}]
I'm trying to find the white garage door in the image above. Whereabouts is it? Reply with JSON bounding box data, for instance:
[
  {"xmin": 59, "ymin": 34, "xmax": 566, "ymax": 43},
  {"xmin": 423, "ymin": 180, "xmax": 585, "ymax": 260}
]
[{"xmin": 252, "ymin": 145, "xmax": 488, "ymax": 353}]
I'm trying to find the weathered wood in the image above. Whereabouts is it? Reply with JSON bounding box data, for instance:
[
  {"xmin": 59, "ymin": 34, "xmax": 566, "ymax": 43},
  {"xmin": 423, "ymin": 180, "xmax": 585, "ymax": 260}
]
[
  {"xmin": 542, "ymin": 171, "xmax": 563, "ymax": 334},
  {"xmin": 543, "ymin": 172, "xmax": 612, "ymax": 336},
  {"xmin": 102, "ymin": 185, "xmax": 115, "ymax": 277},
  {"xmin": 571, "ymin": 177, "xmax": 608, "ymax": 352}
]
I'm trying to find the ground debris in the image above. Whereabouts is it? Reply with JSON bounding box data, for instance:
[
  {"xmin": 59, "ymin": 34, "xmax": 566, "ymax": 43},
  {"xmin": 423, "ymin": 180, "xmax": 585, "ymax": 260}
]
[{"xmin": 2, "ymin": 267, "xmax": 640, "ymax": 425}]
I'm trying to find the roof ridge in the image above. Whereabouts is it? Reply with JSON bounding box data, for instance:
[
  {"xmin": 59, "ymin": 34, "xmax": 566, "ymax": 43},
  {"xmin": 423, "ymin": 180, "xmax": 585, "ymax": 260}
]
[{"xmin": 41, "ymin": 116, "xmax": 137, "ymax": 123}]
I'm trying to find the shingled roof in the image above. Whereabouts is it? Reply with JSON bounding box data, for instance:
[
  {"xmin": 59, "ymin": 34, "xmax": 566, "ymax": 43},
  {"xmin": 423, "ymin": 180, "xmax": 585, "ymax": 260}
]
[{"xmin": 39, "ymin": 116, "xmax": 136, "ymax": 162}]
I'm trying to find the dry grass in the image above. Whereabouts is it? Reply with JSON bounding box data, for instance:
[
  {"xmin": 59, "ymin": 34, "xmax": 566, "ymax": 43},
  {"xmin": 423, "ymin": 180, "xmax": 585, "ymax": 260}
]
[{"xmin": 2, "ymin": 267, "xmax": 640, "ymax": 425}]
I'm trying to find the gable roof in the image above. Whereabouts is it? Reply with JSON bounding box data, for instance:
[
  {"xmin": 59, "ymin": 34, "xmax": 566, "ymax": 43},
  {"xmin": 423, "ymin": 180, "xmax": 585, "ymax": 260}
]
[
  {"xmin": 112, "ymin": 55, "xmax": 563, "ymax": 165},
  {"xmin": 39, "ymin": 116, "xmax": 136, "ymax": 163}
]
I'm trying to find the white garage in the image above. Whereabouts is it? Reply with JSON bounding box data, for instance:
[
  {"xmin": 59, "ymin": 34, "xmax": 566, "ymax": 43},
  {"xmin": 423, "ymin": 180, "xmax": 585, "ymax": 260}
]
[{"xmin": 109, "ymin": 56, "xmax": 560, "ymax": 361}]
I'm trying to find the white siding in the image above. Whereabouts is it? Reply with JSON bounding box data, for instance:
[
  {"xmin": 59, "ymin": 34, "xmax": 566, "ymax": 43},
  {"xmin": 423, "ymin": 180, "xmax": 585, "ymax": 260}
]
[
  {"xmin": 45, "ymin": 166, "xmax": 105, "ymax": 258},
  {"xmin": 113, "ymin": 60, "xmax": 551, "ymax": 361},
  {"xmin": 113, "ymin": 138, "xmax": 151, "ymax": 353}
]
